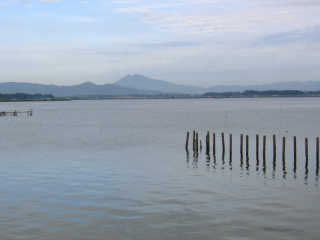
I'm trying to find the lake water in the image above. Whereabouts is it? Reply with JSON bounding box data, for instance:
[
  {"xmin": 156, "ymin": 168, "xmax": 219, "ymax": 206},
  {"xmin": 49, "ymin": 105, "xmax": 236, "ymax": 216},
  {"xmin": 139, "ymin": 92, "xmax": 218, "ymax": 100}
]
[{"xmin": 0, "ymin": 98, "xmax": 319, "ymax": 240}]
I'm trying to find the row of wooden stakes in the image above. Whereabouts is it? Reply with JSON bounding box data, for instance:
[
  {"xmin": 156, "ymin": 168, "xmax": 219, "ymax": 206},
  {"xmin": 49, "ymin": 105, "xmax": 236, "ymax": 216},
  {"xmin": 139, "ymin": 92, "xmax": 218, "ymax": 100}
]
[{"xmin": 185, "ymin": 131, "xmax": 320, "ymax": 170}]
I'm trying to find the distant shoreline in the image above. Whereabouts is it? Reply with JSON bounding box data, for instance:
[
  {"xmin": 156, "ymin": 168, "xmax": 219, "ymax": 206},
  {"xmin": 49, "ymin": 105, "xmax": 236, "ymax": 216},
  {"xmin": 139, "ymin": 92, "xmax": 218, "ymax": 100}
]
[
  {"xmin": 2, "ymin": 96, "xmax": 320, "ymax": 102},
  {"xmin": 0, "ymin": 98, "xmax": 71, "ymax": 102},
  {"xmin": 2, "ymin": 90, "xmax": 320, "ymax": 102}
]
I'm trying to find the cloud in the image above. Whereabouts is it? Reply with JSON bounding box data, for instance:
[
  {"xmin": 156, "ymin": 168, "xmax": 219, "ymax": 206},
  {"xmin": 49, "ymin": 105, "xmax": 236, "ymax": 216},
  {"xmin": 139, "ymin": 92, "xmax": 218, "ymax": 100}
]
[
  {"xmin": 138, "ymin": 41, "xmax": 200, "ymax": 48},
  {"xmin": 0, "ymin": 0, "xmax": 63, "ymax": 6},
  {"xmin": 254, "ymin": 25, "xmax": 320, "ymax": 46},
  {"xmin": 114, "ymin": 0, "xmax": 320, "ymax": 38},
  {"xmin": 1, "ymin": 0, "xmax": 320, "ymax": 86},
  {"xmin": 40, "ymin": 0, "xmax": 62, "ymax": 2}
]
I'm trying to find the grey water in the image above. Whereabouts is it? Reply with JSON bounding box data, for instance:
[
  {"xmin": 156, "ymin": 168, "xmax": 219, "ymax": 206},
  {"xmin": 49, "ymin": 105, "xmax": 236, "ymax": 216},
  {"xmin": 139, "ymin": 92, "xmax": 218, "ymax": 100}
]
[{"xmin": 0, "ymin": 98, "xmax": 320, "ymax": 240}]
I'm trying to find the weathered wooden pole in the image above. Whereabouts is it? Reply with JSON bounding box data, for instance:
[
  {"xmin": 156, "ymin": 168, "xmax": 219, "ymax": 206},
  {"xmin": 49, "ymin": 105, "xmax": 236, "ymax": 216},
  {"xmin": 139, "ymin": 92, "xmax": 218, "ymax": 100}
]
[
  {"xmin": 282, "ymin": 137, "xmax": 286, "ymax": 173},
  {"xmin": 273, "ymin": 134, "xmax": 276, "ymax": 163},
  {"xmin": 272, "ymin": 134, "xmax": 277, "ymax": 169},
  {"xmin": 256, "ymin": 134, "xmax": 259, "ymax": 163},
  {"xmin": 221, "ymin": 133, "xmax": 225, "ymax": 155},
  {"xmin": 240, "ymin": 134, "xmax": 244, "ymax": 160},
  {"xmin": 316, "ymin": 137, "xmax": 319, "ymax": 170},
  {"xmin": 246, "ymin": 135, "xmax": 249, "ymax": 160},
  {"xmin": 185, "ymin": 131, "xmax": 190, "ymax": 151},
  {"xmin": 196, "ymin": 132, "xmax": 199, "ymax": 153},
  {"xmin": 305, "ymin": 138, "xmax": 309, "ymax": 170},
  {"xmin": 193, "ymin": 131, "xmax": 196, "ymax": 153},
  {"xmin": 282, "ymin": 136, "xmax": 286, "ymax": 162},
  {"xmin": 213, "ymin": 133, "xmax": 216, "ymax": 156},
  {"xmin": 200, "ymin": 139, "xmax": 203, "ymax": 152},
  {"xmin": 205, "ymin": 132, "xmax": 208, "ymax": 154},
  {"xmin": 263, "ymin": 135, "xmax": 267, "ymax": 167},
  {"xmin": 206, "ymin": 131, "xmax": 210, "ymax": 155},
  {"xmin": 229, "ymin": 134, "xmax": 232, "ymax": 162},
  {"xmin": 293, "ymin": 136, "xmax": 297, "ymax": 171}
]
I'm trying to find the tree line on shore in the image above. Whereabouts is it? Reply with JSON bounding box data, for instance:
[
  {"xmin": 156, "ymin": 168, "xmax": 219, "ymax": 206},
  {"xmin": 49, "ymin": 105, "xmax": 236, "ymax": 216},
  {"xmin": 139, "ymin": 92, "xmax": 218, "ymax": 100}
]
[
  {"xmin": 0, "ymin": 93, "xmax": 55, "ymax": 101},
  {"xmin": 1, "ymin": 89, "xmax": 320, "ymax": 101}
]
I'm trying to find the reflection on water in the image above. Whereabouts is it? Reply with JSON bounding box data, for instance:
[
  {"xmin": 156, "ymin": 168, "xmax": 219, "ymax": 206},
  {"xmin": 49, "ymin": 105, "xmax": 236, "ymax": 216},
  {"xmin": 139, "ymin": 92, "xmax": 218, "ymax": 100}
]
[
  {"xmin": 186, "ymin": 150, "xmax": 319, "ymax": 185},
  {"xmin": 186, "ymin": 130, "xmax": 320, "ymax": 187}
]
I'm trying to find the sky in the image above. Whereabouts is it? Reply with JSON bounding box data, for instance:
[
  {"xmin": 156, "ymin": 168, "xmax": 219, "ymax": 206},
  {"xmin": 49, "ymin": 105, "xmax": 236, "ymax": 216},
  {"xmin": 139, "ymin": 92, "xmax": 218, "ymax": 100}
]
[{"xmin": 0, "ymin": 0, "xmax": 320, "ymax": 86}]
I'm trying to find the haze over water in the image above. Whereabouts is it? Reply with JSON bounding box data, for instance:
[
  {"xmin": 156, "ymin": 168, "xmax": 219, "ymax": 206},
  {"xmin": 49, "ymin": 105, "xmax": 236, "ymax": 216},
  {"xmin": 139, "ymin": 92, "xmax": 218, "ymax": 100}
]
[{"xmin": 1, "ymin": 98, "xmax": 320, "ymax": 240}]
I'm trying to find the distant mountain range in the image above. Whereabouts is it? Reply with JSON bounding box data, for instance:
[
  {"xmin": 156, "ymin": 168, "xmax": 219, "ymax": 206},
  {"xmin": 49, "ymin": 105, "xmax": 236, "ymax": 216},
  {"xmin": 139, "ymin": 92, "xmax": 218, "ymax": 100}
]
[
  {"xmin": 0, "ymin": 74, "xmax": 320, "ymax": 97},
  {"xmin": 0, "ymin": 80, "xmax": 154, "ymax": 97}
]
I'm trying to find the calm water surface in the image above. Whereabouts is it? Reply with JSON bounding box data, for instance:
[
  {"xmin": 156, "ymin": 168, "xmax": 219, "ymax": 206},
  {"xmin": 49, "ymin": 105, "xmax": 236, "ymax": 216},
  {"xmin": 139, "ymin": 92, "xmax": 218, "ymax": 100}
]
[{"xmin": 0, "ymin": 98, "xmax": 319, "ymax": 240}]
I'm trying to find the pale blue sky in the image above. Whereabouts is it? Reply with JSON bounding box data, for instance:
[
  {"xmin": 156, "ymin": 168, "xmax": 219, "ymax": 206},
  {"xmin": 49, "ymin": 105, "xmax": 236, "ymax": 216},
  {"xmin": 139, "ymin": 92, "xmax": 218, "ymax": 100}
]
[{"xmin": 0, "ymin": 0, "xmax": 319, "ymax": 86}]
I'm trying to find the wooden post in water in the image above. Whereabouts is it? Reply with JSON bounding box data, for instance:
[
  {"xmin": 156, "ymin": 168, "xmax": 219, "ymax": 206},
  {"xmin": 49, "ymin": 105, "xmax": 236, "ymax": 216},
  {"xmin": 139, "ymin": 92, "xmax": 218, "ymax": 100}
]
[
  {"xmin": 213, "ymin": 133, "xmax": 216, "ymax": 156},
  {"xmin": 195, "ymin": 132, "xmax": 199, "ymax": 153},
  {"xmin": 240, "ymin": 134, "xmax": 244, "ymax": 159},
  {"xmin": 206, "ymin": 131, "xmax": 210, "ymax": 155},
  {"xmin": 282, "ymin": 137, "xmax": 286, "ymax": 162},
  {"xmin": 193, "ymin": 131, "xmax": 196, "ymax": 153},
  {"xmin": 256, "ymin": 134, "xmax": 259, "ymax": 163},
  {"xmin": 294, "ymin": 136, "xmax": 297, "ymax": 171},
  {"xmin": 196, "ymin": 132, "xmax": 198, "ymax": 153},
  {"xmin": 317, "ymin": 137, "xmax": 319, "ymax": 170},
  {"xmin": 185, "ymin": 131, "xmax": 190, "ymax": 151},
  {"xmin": 200, "ymin": 139, "xmax": 202, "ymax": 152},
  {"xmin": 272, "ymin": 135, "xmax": 276, "ymax": 161},
  {"xmin": 282, "ymin": 137, "xmax": 286, "ymax": 174},
  {"xmin": 222, "ymin": 133, "xmax": 225, "ymax": 156},
  {"xmin": 263, "ymin": 136, "xmax": 266, "ymax": 167},
  {"xmin": 229, "ymin": 134, "xmax": 232, "ymax": 162},
  {"xmin": 246, "ymin": 135, "xmax": 249, "ymax": 160},
  {"xmin": 305, "ymin": 138, "xmax": 309, "ymax": 170}
]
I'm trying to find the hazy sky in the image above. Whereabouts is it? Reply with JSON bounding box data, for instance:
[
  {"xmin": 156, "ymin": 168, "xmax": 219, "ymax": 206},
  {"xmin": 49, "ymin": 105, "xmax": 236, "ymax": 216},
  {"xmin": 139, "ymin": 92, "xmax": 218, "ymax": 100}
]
[{"xmin": 0, "ymin": 0, "xmax": 319, "ymax": 86}]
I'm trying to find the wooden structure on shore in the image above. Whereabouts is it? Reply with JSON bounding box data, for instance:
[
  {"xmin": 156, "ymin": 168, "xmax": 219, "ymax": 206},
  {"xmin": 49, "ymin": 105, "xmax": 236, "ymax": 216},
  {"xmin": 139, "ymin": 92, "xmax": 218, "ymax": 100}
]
[{"xmin": 0, "ymin": 109, "xmax": 33, "ymax": 117}]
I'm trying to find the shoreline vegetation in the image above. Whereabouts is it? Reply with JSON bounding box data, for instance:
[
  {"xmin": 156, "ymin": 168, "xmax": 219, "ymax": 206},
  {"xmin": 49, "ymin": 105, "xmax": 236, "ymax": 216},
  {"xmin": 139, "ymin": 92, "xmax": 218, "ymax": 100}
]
[
  {"xmin": 0, "ymin": 93, "xmax": 70, "ymax": 102},
  {"xmin": 1, "ymin": 90, "xmax": 320, "ymax": 102},
  {"xmin": 70, "ymin": 90, "xmax": 320, "ymax": 100}
]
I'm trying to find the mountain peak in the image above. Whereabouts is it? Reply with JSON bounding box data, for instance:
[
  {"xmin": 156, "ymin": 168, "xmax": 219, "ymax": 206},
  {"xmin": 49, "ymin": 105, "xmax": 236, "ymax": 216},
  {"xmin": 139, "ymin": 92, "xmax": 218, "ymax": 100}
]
[
  {"xmin": 115, "ymin": 74, "xmax": 203, "ymax": 94},
  {"xmin": 79, "ymin": 81, "xmax": 96, "ymax": 86},
  {"xmin": 122, "ymin": 74, "xmax": 147, "ymax": 80}
]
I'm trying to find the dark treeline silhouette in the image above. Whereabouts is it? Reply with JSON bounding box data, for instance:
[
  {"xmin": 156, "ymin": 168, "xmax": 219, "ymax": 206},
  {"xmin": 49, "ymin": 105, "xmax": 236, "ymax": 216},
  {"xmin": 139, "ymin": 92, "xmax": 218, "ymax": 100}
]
[
  {"xmin": 0, "ymin": 93, "xmax": 55, "ymax": 101},
  {"xmin": 203, "ymin": 90, "xmax": 320, "ymax": 98}
]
